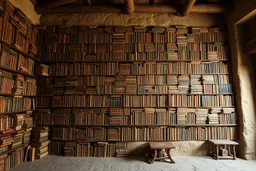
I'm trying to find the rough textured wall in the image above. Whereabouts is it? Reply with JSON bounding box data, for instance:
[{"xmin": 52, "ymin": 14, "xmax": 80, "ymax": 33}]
[
  {"xmin": 9, "ymin": 0, "xmax": 40, "ymax": 24},
  {"xmin": 40, "ymin": 13, "xmax": 224, "ymax": 26},
  {"xmin": 226, "ymin": 0, "xmax": 256, "ymax": 159},
  {"xmin": 39, "ymin": 13, "xmax": 223, "ymax": 156}
]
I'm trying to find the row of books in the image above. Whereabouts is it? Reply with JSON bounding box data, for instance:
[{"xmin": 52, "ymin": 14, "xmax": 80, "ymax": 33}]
[
  {"xmin": 0, "ymin": 96, "xmax": 35, "ymax": 113},
  {"xmin": 39, "ymin": 50, "xmax": 227, "ymax": 62},
  {"xmin": 39, "ymin": 43, "xmax": 228, "ymax": 58},
  {"xmin": 168, "ymin": 94, "xmax": 234, "ymax": 107},
  {"xmin": 46, "ymin": 61, "xmax": 230, "ymax": 76},
  {"xmin": 38, "ymin": 84, "xmax": 233, "ymax": 95},
  {"xmin": 0, "ymin": 111, "xmax": 33, "ymax": 133},
  {"xmin": 36, "ymin": 94, "xmax": 234, "ymax": 108},
  {"xmin": 0, "ymin": 127, "xmax": 32, "ymax": 154},
  {"xmin": 0, "ymin": 146, "xmax": 25, "ymax": 171},
  {"xmin": 33, "ymin": 108, "xmax": 236, "ymax": 126},
  {"xmin": 0, "ymin": 44, "xmax": 35, "ymax": 75},
  {"xmin": 37, "ymin": 74, "xmax": 232, "ymax": 87},
  {"xmin": 1, "ymin": 0, "xmax": 38, "ymax": 55},
  {"xmin": 37, "ymin": 26, "xmax": 226, "ymax": 44},
  {"xmin": 0, "ymin": 70, "xmax": 37, "ymax": 96},
  {"xmin": 50, "ymin": 126, "xmax": 236, "ymax": 141},
  {"xmin": 49, "ymin": 141, "xmax": 115, "ymax": 157}
]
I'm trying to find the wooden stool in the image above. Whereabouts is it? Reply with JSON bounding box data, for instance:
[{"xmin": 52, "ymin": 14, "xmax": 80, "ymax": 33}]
[
  {"xmin": 209, "ymin": 140, "xmax": 239, "ymax": 160},
  {"xmin": 148, "ymin": 142, "xmax": 175, "ymax": 164}
]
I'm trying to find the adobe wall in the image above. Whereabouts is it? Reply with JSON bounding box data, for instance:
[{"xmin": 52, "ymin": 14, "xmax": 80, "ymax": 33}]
[{"xmin": 226, "ymin": 0, "xmax": 256, "ymax": 159}]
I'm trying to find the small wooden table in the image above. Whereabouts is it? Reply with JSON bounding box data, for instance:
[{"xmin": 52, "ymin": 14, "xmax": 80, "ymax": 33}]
[
  {"xmin": 209, "ymin": 140, "xmax": 239, "ymax": 160},
  {"xmin": 148, "ymin": 142, "xmax": 175, "ymax": 164}
]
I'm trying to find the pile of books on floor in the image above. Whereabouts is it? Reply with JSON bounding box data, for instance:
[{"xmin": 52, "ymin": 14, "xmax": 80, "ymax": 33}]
[{"xmin": 30, "ymin": 126, "xmax": 50, "ymax": 160}]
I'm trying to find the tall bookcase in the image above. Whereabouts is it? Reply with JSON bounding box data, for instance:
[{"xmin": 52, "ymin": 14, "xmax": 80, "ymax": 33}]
[
  {"xmin": 35, "ymin": 25, "xmax": 237, "ymax": 157},
  {"xmin": 0, "ymin": 1, "xmax": 37, "ymax": 170}
]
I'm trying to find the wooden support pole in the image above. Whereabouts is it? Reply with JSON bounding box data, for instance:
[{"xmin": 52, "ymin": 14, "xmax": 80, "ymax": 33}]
[
  {"xmin": 41, "ymin": 0, "xmax": 78, "ymax": 9},
  {"xmin": 180, "ymin": 0, "xmax": 196, "ymax": 17},
  {"xmin": 35, "ymin": 4, "xmax": 231, "ymax": 15},
  {"xmin": 124, "ymin": 0, "xmax": 134, "ymax": 14}
]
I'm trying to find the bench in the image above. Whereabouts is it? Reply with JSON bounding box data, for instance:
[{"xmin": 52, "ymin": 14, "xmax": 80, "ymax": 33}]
[
  {"xmin": 148, "ymin": 142, "xmax": 175, "ymax": 164},
  {"xmin": 209, "ymin": 140, "xmax": 239, "ymax": 160}
]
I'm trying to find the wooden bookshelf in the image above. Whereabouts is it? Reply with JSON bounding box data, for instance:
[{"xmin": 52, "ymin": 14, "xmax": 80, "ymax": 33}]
[
  {"xmin": 1, "ymin": 143, "xmax": 29, "ymax": 155},
  {"xmin": 0, "ymin": 40, "xmax": 39, "ymax": 61},
  {"xmin": 0, "ymin": 126, "xmax": 33, "ymax": 137},
  {"xmin": 0, "ymin": 65, "xmax": 37, "ymax": 78},
  {"xmin": 0, "ymin": 1, "xmax": 38, "ymax": 169},
  {"xmin": 35, "ymin": 25, "xmax": 237, "ymax": 157},
  {"xmin": 0, "ymin": 109, "xmax": 37, "ymax": 115}
]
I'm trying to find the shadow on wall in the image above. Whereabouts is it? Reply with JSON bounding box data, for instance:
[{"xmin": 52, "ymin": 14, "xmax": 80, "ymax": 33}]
[
  {"xmin": 123, "ymin": 141, "xmax": 209, "ymax": 160},
  {"xmin": 235, "ymin": 22, "xmax": 256, "ymax": 159}
]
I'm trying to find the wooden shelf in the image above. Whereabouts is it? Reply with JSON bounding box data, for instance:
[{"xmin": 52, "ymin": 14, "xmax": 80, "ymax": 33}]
[
  {"xmin": 0, "ymin": 109, "xmax": 37, "ymax": 115},
  {"xmin": 37, "ymin": 106, "xmax": 235, "ymax": 109},
  {"xmin": 49, "ymin": 93, "xmax": 234, "ymax": 95},
  {"xmin": 49, "ymin": 139, "xmax": 236, "ymax": 143},
  {"xmin": 0, "ymin": 93, "xmax": 37, "ymax": 97},
  {"xmin": 42, "ymin": 124, "xmax": 238, "ymax": 127},
  {"xmin": 40, "ymin": 59, "xmax": 229, "ymax": 64},
  {"xmin": 0, "ymin": 65, "xmax": 37, "ymax": 78},
  {"xmin": 0, "ymin": 40, "xmax": 39, "ymax": 62},
  {"xmin": 0, "ymin": 143, "xmax": 29, "ymax": 156},
  {"xmin": 39, "ymin": 73, "xmax": 231, "ymax": 77},
  {"xmin": 0, "ymin": 127, "xmax": 33, "ymax": 138}
]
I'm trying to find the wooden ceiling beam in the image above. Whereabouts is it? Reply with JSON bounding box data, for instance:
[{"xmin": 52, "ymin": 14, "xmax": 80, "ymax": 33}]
[
  {"xmin": 180, "ymin": 0, "xmax": 196, "ymax": 17},
  {"xmin": 152, "ymin": 0, "xmax": 158, "ymax": 4},
  {"xmin": 30, "ymin": 0, "xmax": 37, "ymax": 5},
  {"xmin": 85, "ymin": 0, "xmax": 91, "ymax": 5},
  {"xmin": 124, "ymin": 0, "xmax": 134, "ymax": 14},
  {"xmin": 35, "ymin": 4, "xmax": 231, "ymax": 15},
  {"xmin": 40, "ymin": 0, "xmax": 79, "ymax": 9}
]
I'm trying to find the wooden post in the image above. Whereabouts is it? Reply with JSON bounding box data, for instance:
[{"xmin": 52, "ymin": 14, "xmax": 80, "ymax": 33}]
[
  {"xmin": 124, "ymin": 0, "xmax": 134, "ymax": 14},
  {"xmin": 180, "ymin": 0, "xmax": 196, "ymax": 17}
]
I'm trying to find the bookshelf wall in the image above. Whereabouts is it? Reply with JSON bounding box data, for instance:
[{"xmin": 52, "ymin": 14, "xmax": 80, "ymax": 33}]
[
  {"xmin": 0, "ymin": 0, "xmax": 38, "ymax": 170},
  {"xmin": 36, "ymin": 25, "xmax": 237, "ymax": 157}
]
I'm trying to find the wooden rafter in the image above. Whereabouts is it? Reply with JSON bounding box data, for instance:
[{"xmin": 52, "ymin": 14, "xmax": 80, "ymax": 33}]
[
  {"xmin": 40, "ymin": 0, "xmax": 79, "ymax": 9},
  {"xmin": 35, "ymin": 4, "xmax": 231, "ymax": 15},
  {"xmin": 85, "ymin": 0, "xmax": 91, "ymax": 5},
  {"xmin": 30, "ymin": 0, "xmax": 37, "ymax": 5},
  {"xmin": 152, "ymin": 0, "xmax": 158, "ymax": 4},
  {"xmin": 124, "ymin": 0, "xmax": 134, "ymax": 14},
  {"xmin": 180, "ymin": 0, "xmax": 196, "ymax": 17}
]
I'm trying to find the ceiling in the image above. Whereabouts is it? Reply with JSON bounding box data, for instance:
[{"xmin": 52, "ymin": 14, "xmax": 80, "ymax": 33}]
[{"xmin": 31, "ymin": 0, "xmax": 234, "ymax": 16}]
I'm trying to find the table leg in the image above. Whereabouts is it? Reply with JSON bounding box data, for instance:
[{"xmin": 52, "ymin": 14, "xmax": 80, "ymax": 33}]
[
  {"xmin": 150, "ymin": 149, "xmax": 157, "ymax": 164},
  {"xmin": 211, "ymin": 143, "xmax": 214, "ymax": 157},
  {"xmin": 216, "ymin": 144, "xmax": 219, "ymax": 160},
  {"xmin": 166, "ymin": 149, "xmax": 175, "ymax": 164},
  {"xmin": 233, "ymin": 145, "xmax": 236, "ymax": 160}
]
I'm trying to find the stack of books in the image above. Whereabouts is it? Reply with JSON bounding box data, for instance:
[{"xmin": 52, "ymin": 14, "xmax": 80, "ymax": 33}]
[{"xmin": 31, "ymin": 126, "xmax": 50, "ymax": 159}]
